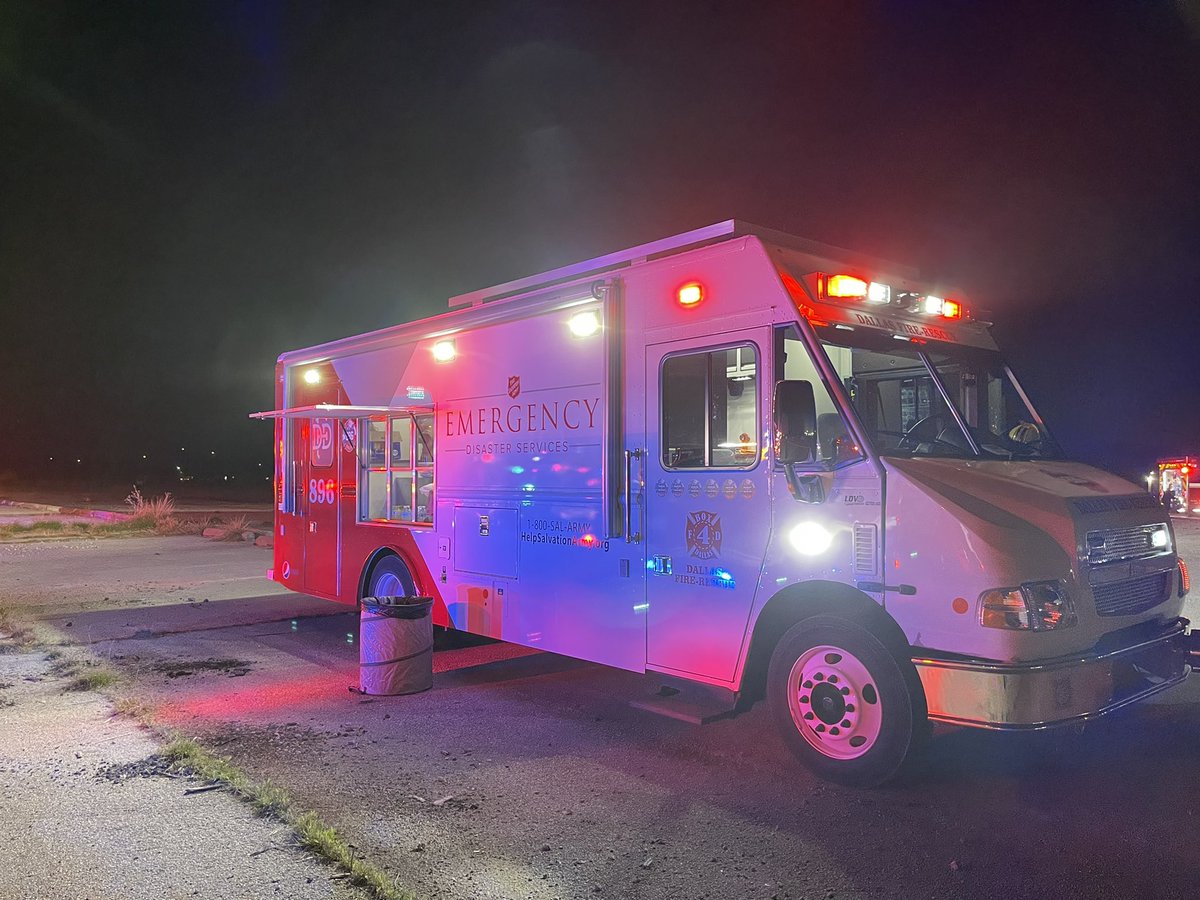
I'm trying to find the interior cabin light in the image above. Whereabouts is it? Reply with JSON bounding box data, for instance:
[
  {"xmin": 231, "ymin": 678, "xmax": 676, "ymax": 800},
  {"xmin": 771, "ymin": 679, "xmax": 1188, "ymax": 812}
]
[{"xmin": 431, "ymin": 339, "xmax": 457, "ymax": 362}]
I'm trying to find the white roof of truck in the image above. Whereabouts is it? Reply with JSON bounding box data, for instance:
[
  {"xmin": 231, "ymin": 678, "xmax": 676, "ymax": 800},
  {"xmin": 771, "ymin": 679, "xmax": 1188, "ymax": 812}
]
[
  {"xmin": 277, "ymin": 220, "xmax": 942, "ymax": 365},
  {"xmin": 447, "ymin": 219, "xmax": 919, "ymax": 308}
]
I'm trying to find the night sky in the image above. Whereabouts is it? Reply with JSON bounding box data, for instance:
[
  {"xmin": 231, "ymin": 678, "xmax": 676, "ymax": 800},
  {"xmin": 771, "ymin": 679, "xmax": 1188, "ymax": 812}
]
[{"xmin": 2, "ymin": 1, "xmax": 1198, "ymax": 488}]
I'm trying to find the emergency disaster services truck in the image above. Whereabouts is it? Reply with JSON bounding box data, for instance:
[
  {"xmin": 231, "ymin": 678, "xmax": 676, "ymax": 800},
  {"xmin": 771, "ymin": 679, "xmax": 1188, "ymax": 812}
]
[{"xmin": 254, "ymin": 221, "xmax": 1199, "ymax": 785}]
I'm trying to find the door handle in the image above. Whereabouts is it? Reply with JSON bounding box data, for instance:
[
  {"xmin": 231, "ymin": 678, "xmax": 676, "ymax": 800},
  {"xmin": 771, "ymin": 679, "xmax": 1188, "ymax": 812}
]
[{"xmin": 624, "ymin": 448, "xmax": 643, "ymax": 543}]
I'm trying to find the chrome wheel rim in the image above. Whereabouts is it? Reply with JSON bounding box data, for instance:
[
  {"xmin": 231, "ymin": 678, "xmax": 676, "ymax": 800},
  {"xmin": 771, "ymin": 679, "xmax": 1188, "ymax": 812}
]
[
  {"xmin": 372, "ymin": 571, "xmax": 407, "ymax": 597},
  {"xmin": 786, "ymin": 644, "xmax": 883, "ymax": 760}
]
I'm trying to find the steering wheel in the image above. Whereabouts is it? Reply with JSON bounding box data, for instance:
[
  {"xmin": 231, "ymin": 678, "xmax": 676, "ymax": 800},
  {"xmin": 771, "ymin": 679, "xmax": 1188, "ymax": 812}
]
[{"xmin": 900, "ymin": 414, "xmax": 949, "ymax": 449}]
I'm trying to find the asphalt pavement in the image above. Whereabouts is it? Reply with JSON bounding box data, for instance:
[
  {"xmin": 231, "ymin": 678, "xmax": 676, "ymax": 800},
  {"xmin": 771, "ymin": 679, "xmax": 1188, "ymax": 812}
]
[{"xmin": 2, "ymin": 525, "xmax": 1199, "ymax": 899}]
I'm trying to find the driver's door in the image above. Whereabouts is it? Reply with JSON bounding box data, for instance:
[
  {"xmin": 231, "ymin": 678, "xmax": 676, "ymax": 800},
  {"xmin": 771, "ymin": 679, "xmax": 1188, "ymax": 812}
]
[{"xmin": 644, "ymin": 331, "xmax": 772, "ymax": 683}]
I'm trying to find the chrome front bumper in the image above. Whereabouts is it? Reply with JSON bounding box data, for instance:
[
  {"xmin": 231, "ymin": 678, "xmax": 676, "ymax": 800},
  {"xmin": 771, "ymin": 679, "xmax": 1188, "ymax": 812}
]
[{"xmin": 913, "ymin": 619, "xmax": 1195, "ymax": 731}]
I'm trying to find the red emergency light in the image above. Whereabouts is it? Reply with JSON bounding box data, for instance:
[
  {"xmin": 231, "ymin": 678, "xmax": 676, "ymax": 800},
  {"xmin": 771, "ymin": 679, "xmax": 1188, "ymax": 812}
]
[
  {"xmin": 677, "ymin": 282, "xmax": 704, "ymax": 308},
  {"xmin": 825, "ymin": 274, "xmax": 868, "ymax": 298}
]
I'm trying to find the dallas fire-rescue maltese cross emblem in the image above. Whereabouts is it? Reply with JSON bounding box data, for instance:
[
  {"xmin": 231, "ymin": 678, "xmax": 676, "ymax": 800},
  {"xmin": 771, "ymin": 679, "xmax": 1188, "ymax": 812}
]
[
  {"xmin": 508, "ymin": 375, "xmax": 521, "ymax": 399},
  {"xmin": 686, "ymin": 511, "xmax": 722, "ymax": 560}
]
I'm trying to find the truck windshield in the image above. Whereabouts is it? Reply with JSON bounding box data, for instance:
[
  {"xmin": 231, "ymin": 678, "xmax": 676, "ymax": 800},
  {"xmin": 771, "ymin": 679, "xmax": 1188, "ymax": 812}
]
[{"xmin": 815, "ymin": 326, "xmax": 1060, "ymax": 460}]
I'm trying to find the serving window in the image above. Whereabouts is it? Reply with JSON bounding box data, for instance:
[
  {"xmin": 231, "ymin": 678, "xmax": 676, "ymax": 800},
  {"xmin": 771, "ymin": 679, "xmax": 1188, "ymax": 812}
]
[{"xmin": 359, "ymin": 414, "xmax": 434, "ymax": 524}]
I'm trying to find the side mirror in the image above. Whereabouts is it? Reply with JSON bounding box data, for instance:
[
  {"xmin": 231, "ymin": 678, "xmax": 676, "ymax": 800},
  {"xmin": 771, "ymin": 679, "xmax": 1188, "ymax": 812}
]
[{"xmin": 773, "ymin": 380, "xmax": 818, "ymax": 465}]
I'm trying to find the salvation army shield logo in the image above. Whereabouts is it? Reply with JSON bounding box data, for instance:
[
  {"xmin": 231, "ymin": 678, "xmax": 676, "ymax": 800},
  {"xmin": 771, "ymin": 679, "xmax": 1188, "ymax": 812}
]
[
  {"xmin": 685, "ymin": 511, "xmax": 723, "ymax": 560},
  {"xmin": 508, "ymin": 375, "xmax": 521, "ymax": 399}
]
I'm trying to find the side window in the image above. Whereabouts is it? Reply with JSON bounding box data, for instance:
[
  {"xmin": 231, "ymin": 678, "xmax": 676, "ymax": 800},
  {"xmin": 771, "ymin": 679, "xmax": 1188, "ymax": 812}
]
[
  {"xmin": 662, "ymin": 344, "xmax": 758, "ymax": 469},
  {"xmin": 778, "ymin": 328, "xmax": 862, "ymax": 466},
  {"xmin": 359, "ymin": 415, "xmax": 435, "ymax": 525}
]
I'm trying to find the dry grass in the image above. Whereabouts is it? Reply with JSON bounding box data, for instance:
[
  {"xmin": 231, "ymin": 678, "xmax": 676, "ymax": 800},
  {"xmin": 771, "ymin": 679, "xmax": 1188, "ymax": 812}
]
[
  {"xmin": 66, "ymin": 668, "xmax": 122, "ymax": 692},
  {"xmin": 216, "ymin": 514, "xmax": 253, "ymax": 541},
  {"xmin": 111, "ymin": 695, "xmax": 156, "ymax": 721},
  {"xmin": 51, "ymin": 657, "xmax": 123, "ymax": 692},
  {"xmin": 162, "ymin": 737, "xmax": 411, "ymax": 900},
  {"xmin": 125, "ymin": 488, "xmax": 188, "ymax": 535},
  {"xmin": 0, "ymin": 605, "xmax": 42, "ymax": 651}
]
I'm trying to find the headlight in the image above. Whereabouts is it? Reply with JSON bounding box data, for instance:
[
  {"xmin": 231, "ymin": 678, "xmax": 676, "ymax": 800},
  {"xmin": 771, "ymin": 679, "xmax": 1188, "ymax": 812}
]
[{"xmin": 980, "ymin": 580, "xmax": 1076, "ymax": 631}]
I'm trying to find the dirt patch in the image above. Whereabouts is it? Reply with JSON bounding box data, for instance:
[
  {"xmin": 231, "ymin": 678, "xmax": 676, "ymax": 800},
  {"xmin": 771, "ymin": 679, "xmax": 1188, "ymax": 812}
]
[
  {"xmin": 94, "ymin": 753, "xmax": 176, "ymax": 784},
  {"xmin": 149, "ymin": 657, "xmax": 253, "ymax": 678}
]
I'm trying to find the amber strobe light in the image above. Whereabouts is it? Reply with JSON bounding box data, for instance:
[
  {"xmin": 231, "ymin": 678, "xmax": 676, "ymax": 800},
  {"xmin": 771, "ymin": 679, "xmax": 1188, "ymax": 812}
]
[{"xmin": 825, "ymin": 274, "xmax": 868, "ymax": 298}]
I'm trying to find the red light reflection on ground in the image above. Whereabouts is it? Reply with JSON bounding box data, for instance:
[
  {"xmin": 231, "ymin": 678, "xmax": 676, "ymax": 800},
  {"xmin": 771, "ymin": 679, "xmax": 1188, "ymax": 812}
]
[{"xmin": 156, "ymin": 669, "xmax": 353, "ymax": 724}]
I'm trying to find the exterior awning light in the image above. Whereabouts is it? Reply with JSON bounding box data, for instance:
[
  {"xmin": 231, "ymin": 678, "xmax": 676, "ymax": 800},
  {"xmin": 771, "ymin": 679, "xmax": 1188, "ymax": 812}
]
[
  {"xmin": 303, "ymin": 368, "xmax": 321, "ymax": 384},
  {"xmin": 677, "ymin": 282, "xmax": 704, "ymax": 307},
  {"xmin": 431, "ymin": 339, "xmax": 457, "ymax": 362},
  {"xmin": 568, "ymin": 309, "xmax": 601, "ymax": 337}
]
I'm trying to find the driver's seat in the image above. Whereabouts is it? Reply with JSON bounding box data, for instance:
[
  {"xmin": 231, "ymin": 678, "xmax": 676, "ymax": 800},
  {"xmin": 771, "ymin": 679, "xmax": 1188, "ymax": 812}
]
[{"xmin": 817, "ymin": 413, "xmax": 850, "ymax": 463}]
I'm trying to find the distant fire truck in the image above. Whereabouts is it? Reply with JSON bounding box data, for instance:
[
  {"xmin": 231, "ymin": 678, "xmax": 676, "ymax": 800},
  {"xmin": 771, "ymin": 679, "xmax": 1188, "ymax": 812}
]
[
  {"xmin": 1158, "ymin": 457, "xmax": 1198, "ymax": 515},
  {"xmin": 254, "ymin": 221, "xmax": 1198, "ymax": 785}
]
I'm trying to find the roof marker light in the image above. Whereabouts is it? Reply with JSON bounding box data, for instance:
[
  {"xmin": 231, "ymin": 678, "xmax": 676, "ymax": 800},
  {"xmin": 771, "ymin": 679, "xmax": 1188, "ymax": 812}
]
[
  {"xmin": 867, "ymin": 282, "xmax": 891, "ymax": 303},
  {"xmin": 431, "ymin": 339, "xmax": 457, "ymax": 362},
  {"xmin": 922, "ymin": 296, "xmax": 964, "ymax": 319},
  {"xmin": 826, "ymin": 274, "xmax": 868, "ymax": 298},
  {"xmin": 568, "ymin": 310, "xmax": 601, "ymax": 337},
  {"xmin": 677, "ymin": 282, "xmax": 704, "ymax": 307}
]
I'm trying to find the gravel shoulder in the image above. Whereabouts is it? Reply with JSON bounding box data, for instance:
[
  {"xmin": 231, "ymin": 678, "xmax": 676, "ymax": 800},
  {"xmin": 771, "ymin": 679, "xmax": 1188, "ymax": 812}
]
[{"xmin": 0, "ymin": 649, "xmax": 369, "ymax": 900}]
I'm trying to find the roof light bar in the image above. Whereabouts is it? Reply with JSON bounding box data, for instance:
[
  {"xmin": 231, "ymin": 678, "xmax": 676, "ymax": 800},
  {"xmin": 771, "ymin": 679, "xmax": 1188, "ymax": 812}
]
[
  {"xmin": 867, "ymin": 282, "xmax": 891, "ymax": 303},
  {"xmin": 826, "ymin": 274, "xmax": 867, "ymax": 298}
]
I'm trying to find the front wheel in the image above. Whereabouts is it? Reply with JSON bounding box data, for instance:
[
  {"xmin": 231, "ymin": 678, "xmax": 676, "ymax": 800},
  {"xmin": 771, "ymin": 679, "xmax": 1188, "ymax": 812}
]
[{"xmin": 767, "ymin": 615, "xmax": 927, "ymax": 787}]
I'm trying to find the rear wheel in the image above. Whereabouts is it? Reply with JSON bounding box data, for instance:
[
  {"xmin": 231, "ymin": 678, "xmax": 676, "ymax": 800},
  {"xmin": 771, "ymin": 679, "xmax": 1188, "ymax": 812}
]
[
  {"xmin": 366, "ymin": 555, "xmax": 415, "ymax": 599},
  {"xmin": 768, "ymin": 615, "xmax": 926, "ymax": 786}
]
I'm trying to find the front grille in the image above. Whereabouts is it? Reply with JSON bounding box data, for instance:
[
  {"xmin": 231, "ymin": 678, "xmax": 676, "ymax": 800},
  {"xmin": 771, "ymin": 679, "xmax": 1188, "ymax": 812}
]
[
  {"xmin": 1092, "ymin": 572, "xmax": 1172, "ymax": 617},
  {"xmin": 1085, "ymin": 524, "xmax": 1168, "ymax": 565}
]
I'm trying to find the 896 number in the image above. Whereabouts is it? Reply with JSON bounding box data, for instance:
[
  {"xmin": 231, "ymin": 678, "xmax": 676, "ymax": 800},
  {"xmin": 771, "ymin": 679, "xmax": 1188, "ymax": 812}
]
[{"xmin": 308, "ymin": 478, "xmax": 337, "ymax": 504}]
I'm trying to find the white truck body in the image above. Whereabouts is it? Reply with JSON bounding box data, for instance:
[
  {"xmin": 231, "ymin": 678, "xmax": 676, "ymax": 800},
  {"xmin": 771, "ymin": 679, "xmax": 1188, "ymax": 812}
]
[{"xmin": 256, "ymin": 221, "xmax": 1196, "ymax": 783}]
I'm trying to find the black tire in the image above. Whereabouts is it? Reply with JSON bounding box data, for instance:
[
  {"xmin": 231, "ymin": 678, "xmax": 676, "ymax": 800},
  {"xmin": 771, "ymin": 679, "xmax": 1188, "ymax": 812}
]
[
  {"xmin": 767, "ymin": 615, "xmax": 927, "ymax": 787},
  {"xmin": 365, "ymin": 555, "xmax": 416, "ymax": 599}
]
